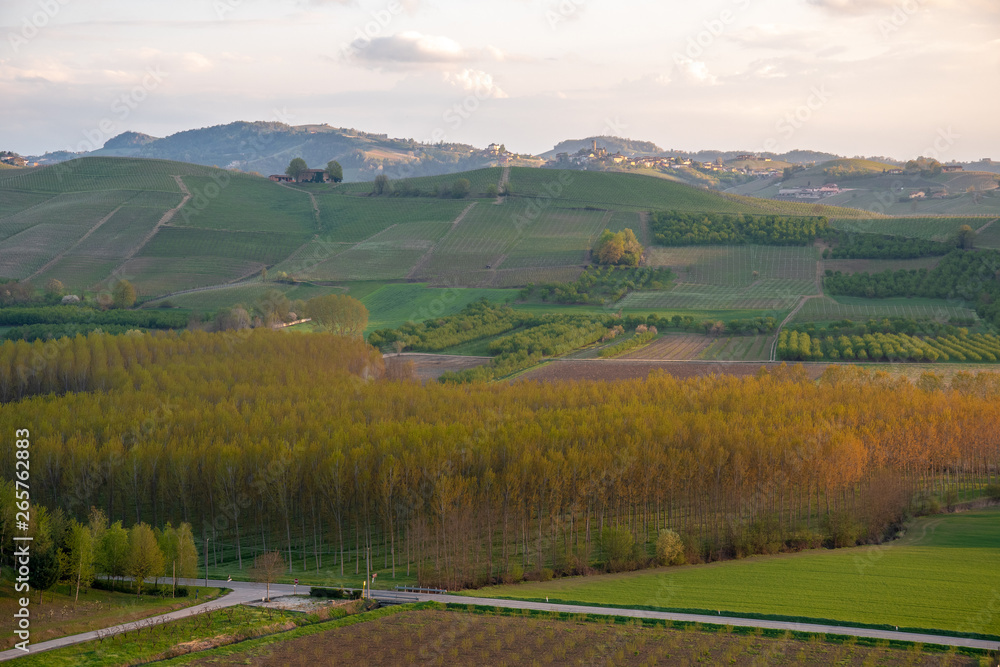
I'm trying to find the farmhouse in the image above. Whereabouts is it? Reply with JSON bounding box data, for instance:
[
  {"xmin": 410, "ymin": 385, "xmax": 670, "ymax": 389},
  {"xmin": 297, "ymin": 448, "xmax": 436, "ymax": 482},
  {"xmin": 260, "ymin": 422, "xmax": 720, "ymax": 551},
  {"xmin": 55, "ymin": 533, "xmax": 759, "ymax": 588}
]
[
  {"xmin": 942, "ymin": 165, "xmax": 964, "ymax": 172},
  {"xmin": 296, "ymin": 169, "xmax": 331, "ymax": 184},
  {"xmin": 0, "ymin": 156, "xmax": 26, "ymax": 167},
  {"xmin": 269, "ymin": 174, "xmax": 294, "ymax": 183}
]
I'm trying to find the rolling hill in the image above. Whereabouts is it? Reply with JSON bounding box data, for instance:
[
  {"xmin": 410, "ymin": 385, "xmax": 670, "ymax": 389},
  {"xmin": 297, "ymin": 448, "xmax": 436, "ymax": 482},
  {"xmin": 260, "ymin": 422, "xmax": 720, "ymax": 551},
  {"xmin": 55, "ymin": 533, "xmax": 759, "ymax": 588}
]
[
  {"xmin": 0, "ymin": 158, "xmax": 875, "ymax": 298},
  {"xmin": 32, "ymin": 121, "xmax": 504, "ymax": 184}
]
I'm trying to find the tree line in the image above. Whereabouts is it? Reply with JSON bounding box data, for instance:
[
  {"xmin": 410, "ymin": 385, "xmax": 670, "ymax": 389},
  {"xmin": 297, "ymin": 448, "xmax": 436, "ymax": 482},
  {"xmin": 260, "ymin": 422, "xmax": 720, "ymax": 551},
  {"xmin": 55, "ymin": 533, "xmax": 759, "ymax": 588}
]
[
  {"xmin": 823, "ymin": 249, "xmax": 1000, "ymax": 328},
  {"xmin": 821, "ymin": 231, "xmax": 952, "ymax": 260},
  {"xmin": 650, "ymin": 211, "xmax": 828, "ymax": 246},
  {"xmin": 0, "ymin": 496, "xmax": 199, "ymax": 603},
  {"xmin": 2, "ymin": 330, "xmax": 1000, "ymax": 590},
  {"xmin": 519, "ymin": 266, "xmax": 673, "ymax": 306}
]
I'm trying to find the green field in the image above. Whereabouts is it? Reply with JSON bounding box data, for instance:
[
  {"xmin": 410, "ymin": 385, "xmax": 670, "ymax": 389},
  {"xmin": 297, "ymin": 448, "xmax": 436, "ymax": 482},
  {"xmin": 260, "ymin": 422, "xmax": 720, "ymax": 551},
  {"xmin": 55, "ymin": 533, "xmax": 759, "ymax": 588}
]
[
  {"xmin": 361, "ymin": 283, "xmax": 519, "ymax": 331},
  {"xmin": 618, "ymin": 283, "xmax": 805, "ymax": 312},
  {"xmin": 467, "ymin": 509, "xmax": 1000, "ymax": 636}
]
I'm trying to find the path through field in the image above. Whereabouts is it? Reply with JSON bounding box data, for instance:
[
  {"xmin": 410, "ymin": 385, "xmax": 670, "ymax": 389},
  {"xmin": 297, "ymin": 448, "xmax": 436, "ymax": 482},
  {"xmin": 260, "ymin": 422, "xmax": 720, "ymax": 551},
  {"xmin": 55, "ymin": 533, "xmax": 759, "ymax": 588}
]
[
  {"xmin": 768, "ymin": 242, "xmax": 826, "ymax": 361},
  {"xmin": 112, "ymin": 175, "xmax": 193, "ymax": 270},
  {"xmin": 495, "ymin": 165, "xmax": 510, "ymax": 204},
  {"xmin": 975, "ymin": 217, "xmax": 998, "ymax": 234}
]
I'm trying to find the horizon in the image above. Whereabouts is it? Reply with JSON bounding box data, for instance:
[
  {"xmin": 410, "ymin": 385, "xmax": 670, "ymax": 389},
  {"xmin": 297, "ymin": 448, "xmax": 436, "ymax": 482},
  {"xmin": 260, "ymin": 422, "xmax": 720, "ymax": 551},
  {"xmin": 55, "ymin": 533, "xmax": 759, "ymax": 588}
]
[{"xmin": 1, "ymin": 0, "xmax": 998, "ymax": 162}]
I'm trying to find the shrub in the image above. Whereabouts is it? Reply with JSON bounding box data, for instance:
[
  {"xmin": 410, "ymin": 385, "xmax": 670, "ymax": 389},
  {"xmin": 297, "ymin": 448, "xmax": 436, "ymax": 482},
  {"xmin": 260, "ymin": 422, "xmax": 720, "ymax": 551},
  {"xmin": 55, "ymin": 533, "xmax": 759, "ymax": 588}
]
[
  {"xmin": 599, "ymin": 526, "xmax": 636, "ymax": 572},
  {"xmin": 655, "ymin": 529, "xmax": 685, "ymax": 566},
  {"xmin": 824, "ymin": 511, "xmax": 863, "ymax": 548}
]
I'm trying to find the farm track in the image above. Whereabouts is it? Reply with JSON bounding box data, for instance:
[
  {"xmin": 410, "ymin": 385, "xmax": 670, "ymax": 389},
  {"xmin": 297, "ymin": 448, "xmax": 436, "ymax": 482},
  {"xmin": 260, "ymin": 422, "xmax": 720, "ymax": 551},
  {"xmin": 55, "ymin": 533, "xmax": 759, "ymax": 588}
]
[
  {"xmin": 111, "ymin": 175, "xmax": 192, "ymax": 272},
  {"xmin": 976, "ymin": 217, "xmax": 999, "ymax": 234},
  {"xmin": 767, "ymin": 245, "xmax": 826, "ymax": 361},
  {"xmin": 495, "ymin": 165, "xmax": 510, "ymax": 205},
  {"xmin": 406, "ymin": 202, "xmax": 477, "ymax": 279},
  {"xmin": 24, "ymin": 203, "xmax": 127, "ymax": 281},
  {"xmin": 637, "ymin": 211, "xmax": 651, "ymax": 247},
  {"xmin": 278, "ymin": 182, "xmax": 322, "ymax": 230}
]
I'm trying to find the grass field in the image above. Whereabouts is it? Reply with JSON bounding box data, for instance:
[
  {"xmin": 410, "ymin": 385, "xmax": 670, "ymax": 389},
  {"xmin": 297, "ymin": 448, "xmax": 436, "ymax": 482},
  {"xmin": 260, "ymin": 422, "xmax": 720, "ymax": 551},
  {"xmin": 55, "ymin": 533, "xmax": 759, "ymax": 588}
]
[
  {"xmin": 645, "ymin": 245, "xmax": 818, "ymax": 286},
  {"xmin": 793, "ymin": 296, "xmax": 978, "ymax": 323},
  {"xmin": 10, "ymin": 603, "xmax": 298, "ymax": 666},
  {"xmin": 0, "ymin": 577, "xmax": 221, "ymax": 651},
  {"xmin": 163, "ymin": 605, "xmax": 980, "ymax": 666},
  {"xmin": 468, "ymin": 508, "xmax": 1000, "ymax": 637},
  {"xmin": 171, "ymin": 175, "xmax": 316, "ymax": 234},
  {"xmin": 362, "ymin": 283, "xmax": 519, "ymax": 331},
  {"xmin": 618, "ymin": 284, "xmax": 802, "ymax": 312}
]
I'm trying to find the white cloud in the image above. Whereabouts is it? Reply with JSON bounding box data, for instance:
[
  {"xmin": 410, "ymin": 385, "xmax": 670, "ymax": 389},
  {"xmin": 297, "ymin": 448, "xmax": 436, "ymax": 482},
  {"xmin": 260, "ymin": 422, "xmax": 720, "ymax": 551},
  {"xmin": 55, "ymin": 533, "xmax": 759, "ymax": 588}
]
[
  {"xmin": 442, "ymin": 69, "xmax": 507, "ymax": 99},
  {"xmin": 350, "ymin": 31, "xmax": 504, "ymax": 66},
  {"xmin": 672, "ymin": 58, "xmax": 718, "ymax": 85}
]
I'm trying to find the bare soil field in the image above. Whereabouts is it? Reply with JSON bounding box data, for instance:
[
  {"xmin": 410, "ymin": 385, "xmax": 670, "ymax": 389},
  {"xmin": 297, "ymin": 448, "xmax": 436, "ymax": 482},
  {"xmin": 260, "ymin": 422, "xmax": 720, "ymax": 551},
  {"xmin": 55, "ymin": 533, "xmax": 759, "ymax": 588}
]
[
  {"xmin": 518, "ymin": 360, "xmax": 829, "ymax": 382},
  {"xmin": 394, "ymin": 353, "xmax": 492, "ymax": 382},
  {"xmin": 620, "ymin": 334, "xmax": 711, "ymax": 360},
  {"xmin": 176, "ymin": 608, "xmax": 976, "ymax": 666}
]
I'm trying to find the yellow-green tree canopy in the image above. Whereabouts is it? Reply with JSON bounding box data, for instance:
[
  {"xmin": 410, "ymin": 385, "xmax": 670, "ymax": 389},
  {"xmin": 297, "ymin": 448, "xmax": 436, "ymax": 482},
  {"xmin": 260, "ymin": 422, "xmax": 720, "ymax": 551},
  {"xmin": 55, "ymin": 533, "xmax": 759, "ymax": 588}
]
[
  {"xmin": 305, "ymin": 294, "xmax": 369, "ymax": 337},
  {"xmin": 594, "ymin": 228, "xmax": 642, "ymax": 266}
]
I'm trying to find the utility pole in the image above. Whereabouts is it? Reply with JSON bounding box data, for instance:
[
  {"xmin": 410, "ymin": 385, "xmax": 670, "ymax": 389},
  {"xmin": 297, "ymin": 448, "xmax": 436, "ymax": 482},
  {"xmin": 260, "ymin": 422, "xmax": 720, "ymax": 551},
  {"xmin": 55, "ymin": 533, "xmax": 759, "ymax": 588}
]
[
  {"xmin": 204, "ymin": 535, "xmax": 210, "ymax": 588},
  {"xmin": 365, "ymin": 546, "xmax": 370, "ymax": 599}
]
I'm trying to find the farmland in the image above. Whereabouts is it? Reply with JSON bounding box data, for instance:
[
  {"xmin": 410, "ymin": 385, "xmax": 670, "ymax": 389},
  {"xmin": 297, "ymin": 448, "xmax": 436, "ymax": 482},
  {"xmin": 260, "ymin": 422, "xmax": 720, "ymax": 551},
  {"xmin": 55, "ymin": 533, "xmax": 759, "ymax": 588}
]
[
  {"xmin": 792, "ymin": 296, "xmax": 978, "ymax": 324},
  {"xmin": 469, "ymin": 509, "xmax": 1000, "ymax": 637},
  {"xmin": 3, "ymin": 156, "xmax": 1000, "ymax": 374},
  {"xmin": 163, "ymin": 606, "xmax": 977, "ymax": 666}
]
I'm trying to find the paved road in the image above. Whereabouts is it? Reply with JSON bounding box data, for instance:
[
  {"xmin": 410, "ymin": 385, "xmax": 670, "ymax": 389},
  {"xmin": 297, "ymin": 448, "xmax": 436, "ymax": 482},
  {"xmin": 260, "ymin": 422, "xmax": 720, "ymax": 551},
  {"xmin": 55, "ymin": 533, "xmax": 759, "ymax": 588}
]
[
  {"xmin": 0, "ymin": 579, "xmax": 304, "ymax": 662},
  {"xmin": 3, "ymin": 579, "xmax": 998, "ymax": 661}
]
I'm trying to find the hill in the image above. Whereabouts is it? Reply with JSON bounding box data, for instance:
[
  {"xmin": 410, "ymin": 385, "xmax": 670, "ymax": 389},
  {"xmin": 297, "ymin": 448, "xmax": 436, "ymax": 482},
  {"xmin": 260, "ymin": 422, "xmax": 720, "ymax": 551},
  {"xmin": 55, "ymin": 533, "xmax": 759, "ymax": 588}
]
[
  {"xmin": 41, "ymin": 121, "xmax": 504, "ymax": 183},
  {"xmin": 541, "ymin": 136, "xmax": 664, "ymax": 159},
  {"xmin": 0, "ymin": 158, "xmax": 875, "ymax": 300}
]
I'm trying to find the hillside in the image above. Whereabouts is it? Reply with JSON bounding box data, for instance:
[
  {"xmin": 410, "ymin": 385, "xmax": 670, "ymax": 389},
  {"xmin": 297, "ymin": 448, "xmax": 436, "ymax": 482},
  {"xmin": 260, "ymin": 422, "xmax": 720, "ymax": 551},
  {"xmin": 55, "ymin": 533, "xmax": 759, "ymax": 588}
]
[{"xmin": 0, "ymin": 158, "xmax": 876, "ymax": 300}]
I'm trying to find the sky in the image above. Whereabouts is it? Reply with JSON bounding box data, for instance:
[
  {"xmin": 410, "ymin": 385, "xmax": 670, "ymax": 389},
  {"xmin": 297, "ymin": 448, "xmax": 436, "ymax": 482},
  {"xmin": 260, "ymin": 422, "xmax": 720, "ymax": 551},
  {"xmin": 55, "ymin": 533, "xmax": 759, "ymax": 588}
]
[{"xmin": 1, "ymin": 0, "xmax": 998, "ymax": 161}]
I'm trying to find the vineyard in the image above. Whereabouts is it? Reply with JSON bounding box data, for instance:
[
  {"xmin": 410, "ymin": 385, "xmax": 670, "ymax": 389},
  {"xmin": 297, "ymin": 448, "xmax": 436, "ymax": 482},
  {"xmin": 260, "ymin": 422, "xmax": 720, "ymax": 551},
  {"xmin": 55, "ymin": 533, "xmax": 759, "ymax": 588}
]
[
  {"xmin": 645, "ymin": 245, "xmax": 817, "ymax": 286},
  {"xmin": 792, "ymin": 296, "xmax": 977, "ymax": 323},
  {"xmin": 777, "ymin": 329, "xmax": 1000, "ymax": 362}
]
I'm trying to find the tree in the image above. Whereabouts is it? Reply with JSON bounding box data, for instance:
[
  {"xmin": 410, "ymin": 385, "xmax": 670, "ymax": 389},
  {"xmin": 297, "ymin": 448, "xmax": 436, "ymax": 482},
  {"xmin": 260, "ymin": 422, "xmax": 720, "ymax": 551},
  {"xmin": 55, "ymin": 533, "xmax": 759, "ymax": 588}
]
[
  {"xmin": 249, "ymin": 550, "xmax": 285, "ymax": 601},
  {"xmin": 956, "ymin": 225, "xmax": 976, "ymax": 250},
  {"xmin": 29, "ymin": 546, "xmax": 61, "ymax": 605},
  {"xmin": 112, "ymin": 280, "xmax": 137, "ymax": 309},
  {"xmin": 98, "ymin": 520, "xmax": 129, "ymax": 585},
  {"xmin": 45, "ymin": 279, "xmax": 64, "ymax": 297},
  {"xmin": 305, "ymin": 294, "xmax": 369, "ymax": 336},
  {"xmin": 285, "ymin": 158, "xmax": 308, "ymax": 180},
  {"xmin": 214, "ymin": 306, "xmax": 251, "ymax": 331},
  {"xmin": 452, "ymin": 178, "xmax": 471, "ymax": 198},
  {"xmin": 127, "ymin": 523, "xmax": 165, "ymax": 596},
  {"xmin": 656, "ymin": 529, "xmax": 685, "ymax": 566},
  {"xmin": 594, "ymin": 229, "xmax": 624, "ymax": 265},
  {"xmin": 325, "ymin": 160, "xmax": 344, "ymax": 183},
  {"xmin": 486, "ymin": 184, "xmax": 498, "ymax": 198},
  {"xmin": 372, "ymin": 173, "xmax": 391, "ymax": 196},
  {"xmin": 66, "ymin": 521, "xmax": 96, "ymax": 604}
]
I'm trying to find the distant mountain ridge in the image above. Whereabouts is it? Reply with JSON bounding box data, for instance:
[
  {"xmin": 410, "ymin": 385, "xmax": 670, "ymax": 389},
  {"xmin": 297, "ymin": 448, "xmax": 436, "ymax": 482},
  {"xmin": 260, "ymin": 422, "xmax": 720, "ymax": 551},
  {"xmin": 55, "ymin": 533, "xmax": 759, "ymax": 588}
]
[{"xmin": 17, "ymin": 120, "xmax": 988, "ymax": 181}]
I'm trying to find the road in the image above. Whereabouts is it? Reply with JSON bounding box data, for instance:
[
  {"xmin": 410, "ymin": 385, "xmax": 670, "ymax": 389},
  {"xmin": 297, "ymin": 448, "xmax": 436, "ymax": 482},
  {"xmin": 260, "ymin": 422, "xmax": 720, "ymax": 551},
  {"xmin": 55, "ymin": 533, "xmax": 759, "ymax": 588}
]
[{"xmin": 2, "ymin": 579, "xmax": 997, "ymax": 661}]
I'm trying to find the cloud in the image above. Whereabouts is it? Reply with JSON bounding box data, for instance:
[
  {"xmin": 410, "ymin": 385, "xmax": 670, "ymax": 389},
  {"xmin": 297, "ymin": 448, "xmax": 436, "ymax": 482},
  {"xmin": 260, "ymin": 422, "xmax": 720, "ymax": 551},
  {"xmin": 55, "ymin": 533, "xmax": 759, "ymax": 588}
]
[
  {"xmin": 350, "ymin": 31, "xmax": 503, "ymax": 66},
  {"xmin": 442, "ymin": 69, "xmax": 507, "ymax": 99},
  {"xmin": 672, "ymin": 58, "xmax": 718, "ymax": 85}
]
